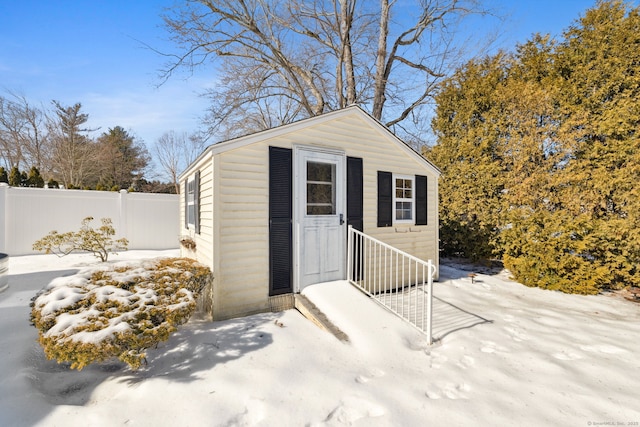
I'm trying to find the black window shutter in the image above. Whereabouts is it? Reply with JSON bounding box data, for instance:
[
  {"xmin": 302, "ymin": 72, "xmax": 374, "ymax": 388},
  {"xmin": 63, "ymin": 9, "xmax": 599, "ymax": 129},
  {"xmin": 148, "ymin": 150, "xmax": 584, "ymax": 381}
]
[
  {"xmin": 415, "ymin": 175, "xmax": 427, "ymax": 226},
  {"xmin": 269, "ymin": 147, "xmax": 293, "ymax": 296},
  {"xmin": 347, "ymin": 157, "xmax": 364, "ymax": 281},
  {"xmin": 194, "ymin": 170, "xmax": 201, "ymax": 234},
  {"xmin": 377, "ymin": 171, "xmax": 392, "ymax": 227},
  {"xmin": 347, "ymin": 157, "xmax": 363, "ymax": 232}
]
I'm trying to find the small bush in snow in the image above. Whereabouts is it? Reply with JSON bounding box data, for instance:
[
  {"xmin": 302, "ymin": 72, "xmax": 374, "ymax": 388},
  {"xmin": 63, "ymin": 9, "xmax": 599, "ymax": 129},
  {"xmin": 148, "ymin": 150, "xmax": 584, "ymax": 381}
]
[
  {"xmin": 30, "ymin": 257, "xmax": 212, "ymax": 370},
  {"xmin": 33, "ymin": 216, "xmax": 129, "ymax": 262}
]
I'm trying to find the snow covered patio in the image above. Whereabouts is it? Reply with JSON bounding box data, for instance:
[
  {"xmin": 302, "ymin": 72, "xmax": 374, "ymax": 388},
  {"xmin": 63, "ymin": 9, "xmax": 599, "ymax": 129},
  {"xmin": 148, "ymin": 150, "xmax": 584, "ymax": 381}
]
[{"xmin": 1, "ymin": 250, "xmax": 639, "ymax": 426}]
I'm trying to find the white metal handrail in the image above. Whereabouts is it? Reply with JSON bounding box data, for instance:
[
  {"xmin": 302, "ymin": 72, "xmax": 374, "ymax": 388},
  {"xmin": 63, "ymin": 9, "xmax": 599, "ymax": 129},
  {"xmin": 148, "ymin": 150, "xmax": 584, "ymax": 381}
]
[{"xmin": 347, "ymin": 226, "xmax": 437, "ymax": 345}]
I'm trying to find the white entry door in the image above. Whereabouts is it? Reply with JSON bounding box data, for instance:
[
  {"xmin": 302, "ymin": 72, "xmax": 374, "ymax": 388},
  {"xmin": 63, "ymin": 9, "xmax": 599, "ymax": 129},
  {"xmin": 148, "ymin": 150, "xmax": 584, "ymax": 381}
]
[{"xmin": 295, "ymin": 148, "xmax": 346, "ymax": 291}]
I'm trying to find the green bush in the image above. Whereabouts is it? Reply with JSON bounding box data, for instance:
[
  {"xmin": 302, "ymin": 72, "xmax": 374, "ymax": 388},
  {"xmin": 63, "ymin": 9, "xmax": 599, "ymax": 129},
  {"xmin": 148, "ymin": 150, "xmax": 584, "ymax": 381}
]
[
  {"xmin": 427, "ymin": 2, "xmax": 640, "ymax": 293},
  {"xmin": 33, "ymin": 216, "xmax": 129, "ymax": 262},
  {"xmin": 26, "ymin": 166, "xmax": 45, "ymax": 187},
  {"xmin": 501, "ymin": 210, "xmax": 637, "ymax": 295},
  {"xmin": 30, "ymin": 257, "xmax": 213, "ymax": 370}
]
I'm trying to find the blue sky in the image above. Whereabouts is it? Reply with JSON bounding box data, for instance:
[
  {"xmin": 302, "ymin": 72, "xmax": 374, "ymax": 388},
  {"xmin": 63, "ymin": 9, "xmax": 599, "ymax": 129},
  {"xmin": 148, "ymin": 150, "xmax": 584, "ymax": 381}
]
[
  {"xmin": 0, "ymin": 0, "xmax": 615, "ymax": 154},
  {"xmin": 0, "ymin": 0, "xmax": 212, "ymax": 151}
]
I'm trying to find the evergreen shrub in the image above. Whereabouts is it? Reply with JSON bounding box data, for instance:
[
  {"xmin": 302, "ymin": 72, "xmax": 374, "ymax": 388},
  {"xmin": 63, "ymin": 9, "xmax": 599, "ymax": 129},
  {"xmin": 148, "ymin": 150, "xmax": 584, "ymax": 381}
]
[
  {"xmin": 30, "ymin": 257, "xmax": 213, "ymax": 370},
  {"xmin": 427, "ymin": 1, "xmax": 640, "ymax": 293}
]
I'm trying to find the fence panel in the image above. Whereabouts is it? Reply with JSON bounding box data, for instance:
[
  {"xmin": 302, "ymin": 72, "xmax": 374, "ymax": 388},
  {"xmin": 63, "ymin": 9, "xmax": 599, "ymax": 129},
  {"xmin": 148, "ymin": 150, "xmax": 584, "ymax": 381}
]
[{"xmin": 0, "ymin": 184, "xmax": 179, "ymax": 255}]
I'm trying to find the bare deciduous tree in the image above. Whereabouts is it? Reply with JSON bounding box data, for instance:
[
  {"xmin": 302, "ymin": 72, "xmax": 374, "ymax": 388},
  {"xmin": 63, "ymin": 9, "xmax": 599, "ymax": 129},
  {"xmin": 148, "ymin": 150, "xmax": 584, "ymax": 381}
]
[
  {"xmin": 1, "ymin": 93, "xmax": 166, "ymax": 192},
  {"xmin": 0, "ymin": 92, "xmax": 50, "ymax": 172},
  {"xmin": 160, "ymin": 0, "xmax": 493, "ymax": 140},
  {"xmin": 0, "ymin": 96, "xmax": 25, "ymax": 169},
  {"xmin": 155, "ymin": 130, "xmax": 206, "ymax": 193}
]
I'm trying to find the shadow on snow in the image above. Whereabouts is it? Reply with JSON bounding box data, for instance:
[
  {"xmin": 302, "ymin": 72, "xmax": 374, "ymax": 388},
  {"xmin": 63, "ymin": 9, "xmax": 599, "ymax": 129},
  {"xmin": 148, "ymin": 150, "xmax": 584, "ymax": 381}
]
[
  {"xmin": 431, "ymin": 295, "xmax": 493, "ymax": 341},
  {"xmin": 1, "ymin": 268, "xmax": 275, "ymax": 425}
]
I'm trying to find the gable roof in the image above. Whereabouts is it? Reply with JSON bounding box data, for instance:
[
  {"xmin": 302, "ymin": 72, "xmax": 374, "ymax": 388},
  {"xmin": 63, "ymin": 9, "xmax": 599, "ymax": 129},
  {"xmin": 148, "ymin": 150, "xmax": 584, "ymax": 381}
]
[{"xmin": 180, "ymin": 105, "xmax": 440, "ymax": 178}]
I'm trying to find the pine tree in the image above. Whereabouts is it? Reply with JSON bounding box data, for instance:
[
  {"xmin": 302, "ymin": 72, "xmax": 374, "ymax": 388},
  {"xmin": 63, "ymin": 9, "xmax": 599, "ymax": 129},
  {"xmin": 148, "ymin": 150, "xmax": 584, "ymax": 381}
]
[
  {"xmin": 26, "ymin": 166, "xmax": 44, "ymax": 187},
  {"xmin": 46, "ymin": 178, "xmax": 59, "ymax": 189},
  {"xmin": 49, "ymin": 101, "xmax": 95, "ymax": 189},
  {"xmin": 95, "ymin": 126, "xmax": 150, "ymax": 190},
  {"xmin": 8, "ymin": 166, "xmax": 22, "ymax": 186}
]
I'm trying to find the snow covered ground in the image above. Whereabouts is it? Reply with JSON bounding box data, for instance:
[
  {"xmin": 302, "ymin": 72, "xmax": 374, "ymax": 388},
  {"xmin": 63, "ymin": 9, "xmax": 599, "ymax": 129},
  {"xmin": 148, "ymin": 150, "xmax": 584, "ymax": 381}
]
[{"xmin": 1, "ymin": 250, "xmax": 639, "ymax": 426}]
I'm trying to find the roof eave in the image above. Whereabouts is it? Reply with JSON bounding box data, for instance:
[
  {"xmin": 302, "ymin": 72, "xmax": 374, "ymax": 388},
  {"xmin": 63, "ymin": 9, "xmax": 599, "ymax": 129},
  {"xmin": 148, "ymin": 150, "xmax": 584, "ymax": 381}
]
[{"xmin": 179, "ymin": 105, "xmax": 440, "ymax": 179}]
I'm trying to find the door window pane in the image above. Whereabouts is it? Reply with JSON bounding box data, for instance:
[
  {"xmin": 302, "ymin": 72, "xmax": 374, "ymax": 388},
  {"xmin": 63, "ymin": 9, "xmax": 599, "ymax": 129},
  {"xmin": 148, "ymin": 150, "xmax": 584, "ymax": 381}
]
[{"xmin": 307, "ymin": 161, "xmax": 335, "ymax": 215}]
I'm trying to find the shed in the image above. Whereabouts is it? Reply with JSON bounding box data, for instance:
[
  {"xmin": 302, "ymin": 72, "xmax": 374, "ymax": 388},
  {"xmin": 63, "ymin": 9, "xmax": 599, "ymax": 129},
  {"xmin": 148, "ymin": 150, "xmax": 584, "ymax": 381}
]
[{"xmin": 179, "ymin": 106, "xmax": 440, "ymax": 320}]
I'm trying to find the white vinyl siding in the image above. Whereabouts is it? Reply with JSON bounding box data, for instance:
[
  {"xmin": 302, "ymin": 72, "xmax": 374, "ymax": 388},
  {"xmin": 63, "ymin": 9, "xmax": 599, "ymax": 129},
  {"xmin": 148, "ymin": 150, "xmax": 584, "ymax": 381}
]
[
  {"xmin": 214, "ymin": 144, "xmax": 271, "ymax": 319},
  {"xmin": 181, "ymin": 107, "xmax": 440, "ymax": 320},
  {"xmin": 179, "ymin": 156, "xmax": 214, "ymax": 271}
]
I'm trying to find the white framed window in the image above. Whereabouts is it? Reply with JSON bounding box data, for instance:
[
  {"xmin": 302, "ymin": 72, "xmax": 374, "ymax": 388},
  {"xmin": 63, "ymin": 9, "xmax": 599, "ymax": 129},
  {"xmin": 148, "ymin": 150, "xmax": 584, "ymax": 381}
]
[
  {"xmin": 393, "ymin": 174, "xmax": 414, "ymax": 223},
  {"xmin": 184, "ymin": 170, "xmax": 200, "ymax": 233},
  {"xmin": 186, "ymin": 178, "xmax": 196, "ymax": 226}
]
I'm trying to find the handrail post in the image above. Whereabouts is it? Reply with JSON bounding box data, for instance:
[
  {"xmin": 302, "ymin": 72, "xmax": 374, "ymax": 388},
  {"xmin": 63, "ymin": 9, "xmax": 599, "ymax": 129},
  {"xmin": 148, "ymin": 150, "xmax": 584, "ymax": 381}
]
[
  {"xmin": 347, "ymin": 225, "xmax": 353, "ymax": 282},
  {"xmin": 426, "ymin": 260, "xmax": 434, "ymax": 345}
]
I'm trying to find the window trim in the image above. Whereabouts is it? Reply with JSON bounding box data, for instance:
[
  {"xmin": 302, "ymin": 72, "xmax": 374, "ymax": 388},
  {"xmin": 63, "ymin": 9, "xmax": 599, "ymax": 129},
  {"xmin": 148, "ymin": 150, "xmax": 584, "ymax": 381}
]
[
  {"xmin": 186, "ymin": 178, "xmax": 195, "ymax": 227},
  {"xmin": 393, "ymin": 174, "xmax": 415, "ymax": 224}
]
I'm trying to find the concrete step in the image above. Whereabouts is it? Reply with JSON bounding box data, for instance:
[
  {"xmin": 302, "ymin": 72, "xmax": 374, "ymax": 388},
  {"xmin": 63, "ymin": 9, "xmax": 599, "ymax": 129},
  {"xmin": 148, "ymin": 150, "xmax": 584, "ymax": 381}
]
[{"xmin": 294, "ymin": 294, "xmax": 349, "ymax": 342}]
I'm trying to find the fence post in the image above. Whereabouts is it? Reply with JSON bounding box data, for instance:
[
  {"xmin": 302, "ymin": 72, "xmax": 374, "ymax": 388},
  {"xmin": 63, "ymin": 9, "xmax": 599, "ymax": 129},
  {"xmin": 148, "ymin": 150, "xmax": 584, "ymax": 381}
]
[
  {"xmin": 119, "ymin": 189, "xmax": 128, "ymax": 242},
  {"xmin": 0, "ymin": 183, "xmax": 7, "ymax": 253},
  {"xmin": 347, "ymin": 225, "xmax": 353, "ymax": 282}
]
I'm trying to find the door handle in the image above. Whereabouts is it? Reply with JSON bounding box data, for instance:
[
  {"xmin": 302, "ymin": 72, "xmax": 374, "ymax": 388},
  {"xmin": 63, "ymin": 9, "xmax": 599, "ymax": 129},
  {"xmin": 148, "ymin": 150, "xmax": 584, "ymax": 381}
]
[{"xmin": 339, "ymin": 213, "xmax": 345, "ymax": 225}]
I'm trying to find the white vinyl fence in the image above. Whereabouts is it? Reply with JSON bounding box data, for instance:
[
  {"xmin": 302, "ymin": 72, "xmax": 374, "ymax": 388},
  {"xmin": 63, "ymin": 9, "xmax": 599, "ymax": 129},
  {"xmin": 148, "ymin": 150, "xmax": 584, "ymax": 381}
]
[{"xmin": 0, "ymin": 184, "xmax": 179, "ymax": 256}]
